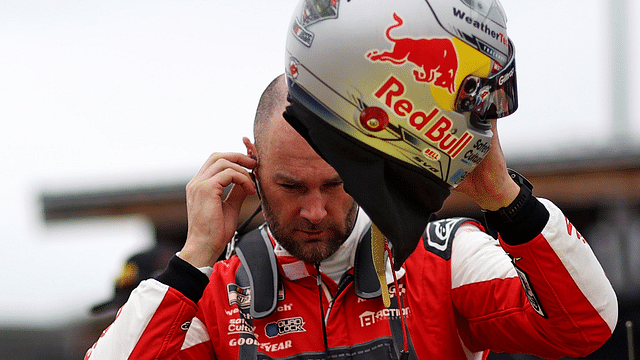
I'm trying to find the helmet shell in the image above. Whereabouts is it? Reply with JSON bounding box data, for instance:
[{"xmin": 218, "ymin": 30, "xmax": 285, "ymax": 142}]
[{"xmin": 285, "ymin": 0, "xmax": 513, "ymax": 187}]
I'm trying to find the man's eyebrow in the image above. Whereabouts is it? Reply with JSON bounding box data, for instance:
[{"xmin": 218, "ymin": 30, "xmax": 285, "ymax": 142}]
[
  {"xmin": 273, "ymin": 173, "xmax": 343, "ymax": 184},
  {"xmin": 325, "ymin": 176, "xmax": 343, "ymax": 184},
  {"xmin": 274, "ymin": 173, "xmax": 301, "ymax": 183}
]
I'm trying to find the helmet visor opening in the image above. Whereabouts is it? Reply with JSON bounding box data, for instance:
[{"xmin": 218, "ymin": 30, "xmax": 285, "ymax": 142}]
[{"xmin": 455, "ymin": 39, "xmax": 517, "ymax": 120}]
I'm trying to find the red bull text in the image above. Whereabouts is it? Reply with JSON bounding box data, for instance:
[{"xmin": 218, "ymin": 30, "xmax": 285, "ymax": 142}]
[
  {"xmin": 374, "ymin": 75, "xmax": 473, "ymax": 159},
  {"xmin": 367, "ymin": 13, "xmax": 458, "ymax": 94}
]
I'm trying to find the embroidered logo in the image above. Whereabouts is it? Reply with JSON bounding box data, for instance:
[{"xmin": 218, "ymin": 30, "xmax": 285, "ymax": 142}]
[
  {"xmin": 227, "ymin": 283, "xmax": 251, "ymax": 309},
  {"xmin": 265, "ymin": 317, "xmax": 306, "ymax": 338}
]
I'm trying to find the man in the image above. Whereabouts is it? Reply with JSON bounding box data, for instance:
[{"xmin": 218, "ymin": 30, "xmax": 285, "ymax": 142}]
[{"xmin": 86, "ymin": 75, "xmax": 617, "ymax": 359}]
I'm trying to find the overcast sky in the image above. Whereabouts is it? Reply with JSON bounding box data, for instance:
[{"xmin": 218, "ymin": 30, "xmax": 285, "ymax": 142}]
[{"xmin": 0, "ymin": 0, "xmax": 638, "ymax": 327}]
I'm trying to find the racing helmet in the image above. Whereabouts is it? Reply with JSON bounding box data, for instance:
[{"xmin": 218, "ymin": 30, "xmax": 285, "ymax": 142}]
[{"xmin": 283, "ymin": 0, "xmax": 518, "ymax": 267}]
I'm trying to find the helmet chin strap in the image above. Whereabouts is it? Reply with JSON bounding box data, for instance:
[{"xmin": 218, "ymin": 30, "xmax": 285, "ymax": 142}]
[
  {"xmin": 371, "ymin": 223, "xmax": 410, "ymax": 359},
  {"xmin": 371, "ymin": 223, "xmax": 391, "ymax": 308}
]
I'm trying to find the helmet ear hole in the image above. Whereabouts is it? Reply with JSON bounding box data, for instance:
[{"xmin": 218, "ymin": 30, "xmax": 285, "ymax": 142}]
[{"xmin": 359, "ymin": 107, "xmax": 389, "ymax": 132}]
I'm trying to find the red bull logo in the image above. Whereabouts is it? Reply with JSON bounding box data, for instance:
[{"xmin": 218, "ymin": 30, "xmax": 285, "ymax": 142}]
[
  {"xmin": 367, "ymin": 13, "xmax": 458, "ymax": 94},
  {"xmin": 374, "ymin": 75, "xmax": 472, "ymax": 159}
]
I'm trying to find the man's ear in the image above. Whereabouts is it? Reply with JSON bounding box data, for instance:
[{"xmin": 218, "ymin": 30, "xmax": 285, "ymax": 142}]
[
  {"xmin": 242, "ymin": 137, "xmax": 261, "ymax": 199},
  {"xmin": 243, "ymin": 137, "xmax": 258, "ymax": 161}
]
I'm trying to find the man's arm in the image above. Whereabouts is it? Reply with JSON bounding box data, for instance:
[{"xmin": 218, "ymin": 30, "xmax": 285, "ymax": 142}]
[
  {"xmin": 454, "ymin": 119, "xmax": 520, "ymax": 212},
  {"xmin": 451, "ymin": 199, "xmax": 617, "ymax": 358},
  {"xmin": 85, "ymin": 150, "xmax": 257, "ymax": 360},
  {"xmin": 179, "ymin": 148, "xmax": 257, "ymax": 267},
  {"xmin": 84, "ymin": 276, "xmax": 207, "ymax": 360},
  {"xmin": 452, "ymin": 120, "xmax": 617, "ymax": 357}
]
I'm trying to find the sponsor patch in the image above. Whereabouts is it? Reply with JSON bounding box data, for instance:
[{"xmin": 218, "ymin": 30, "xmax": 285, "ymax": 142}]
[
  {"xmin": 227, "ymin": 283, "xmax": 251, "ymax": 309},
  {"xmin": 511, "ymin": 256, "xmax": 547, "ymax": 318},
  {"xmin": 227, "ymin": 317, "xmax": 256, "ymax": 336},
  {"xmin": 228, "ymin": 338, "xmax": 293, "ymax": 353},
  {"xmin": 424, "ymin": 218, "xmax": 468, "ymax": 260},
  {"xmin": 367, "ymin": 13, "xmax": 459, "ymax": 94},
  {"xmin": 265, "ymin": 317, "xmax": 306, "ymax": 338},
  {"xmin": 359, "ymin": 307, "xmax": 411, "ymax": 327}
]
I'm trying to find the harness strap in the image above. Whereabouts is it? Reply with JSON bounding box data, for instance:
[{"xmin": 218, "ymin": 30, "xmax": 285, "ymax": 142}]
[
  {"xmin": 235, "ymin": 265, "xmax": 258, "ymax": 360},
  {"xmin": 233, "ymin": 223, "xmax": 425, "ymax": 359},
  {"xmin": 389, "ymin": 295, "xmax": 418, "ymax": 360},
  {"xmin": 235, "ymin": 225, "xmax": 279, "ymax": 319},
  {"xmin": 354, "ymin": 227, "xmax": 380, "ymax": 299},
  {"xmin": 234, "ymin": 225, "xmax": 277, "ymax": 360}
]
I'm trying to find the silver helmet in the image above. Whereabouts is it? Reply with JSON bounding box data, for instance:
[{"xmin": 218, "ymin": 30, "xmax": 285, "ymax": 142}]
[{"xmin": 283, "ymin": 0, "xmax": 517, "ymax": 266}]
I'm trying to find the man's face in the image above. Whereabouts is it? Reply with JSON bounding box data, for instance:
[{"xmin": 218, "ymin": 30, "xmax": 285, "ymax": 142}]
[{"xmin": 254, "ymin": 116, "xmax": 358, "ymax": 264}]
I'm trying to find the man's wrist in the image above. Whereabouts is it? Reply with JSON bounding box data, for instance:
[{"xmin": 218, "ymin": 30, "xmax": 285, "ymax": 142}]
[
  {"xmin": 155, "ymin": 255, "xmax": 210, "ymax": 304},
  {"xmin": 483, "ymin": 169, "xmax": 549, "ymax": 244},
  {"xmin": 491, "ymin": 169, "xmax": 534, "ymax": 222},
  {"xmin": 179, "ymin": 237, "xmax": 225, "ymax": 268}
]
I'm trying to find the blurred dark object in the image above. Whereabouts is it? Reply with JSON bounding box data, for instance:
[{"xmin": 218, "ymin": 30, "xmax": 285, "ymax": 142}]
[{"xmin": 90, "ymin": 243, "xmax": 179, "ymax": 315}]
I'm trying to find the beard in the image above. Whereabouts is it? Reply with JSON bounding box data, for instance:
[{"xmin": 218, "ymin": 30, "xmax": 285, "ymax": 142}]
[{"xmin": 260, "ymin": 189, "xmax": 358, "ymax": 264}]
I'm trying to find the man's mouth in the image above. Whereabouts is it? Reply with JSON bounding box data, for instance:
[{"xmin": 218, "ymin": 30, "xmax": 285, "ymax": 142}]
[{"xmin": 298, "ymin": 229, "xmax": 324, "ymax": 239}]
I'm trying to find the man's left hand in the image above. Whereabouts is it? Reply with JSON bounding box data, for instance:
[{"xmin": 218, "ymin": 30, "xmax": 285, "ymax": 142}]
[{"xmin": 454, "ymin": 119, "xmax": 520, "ymax": 211}]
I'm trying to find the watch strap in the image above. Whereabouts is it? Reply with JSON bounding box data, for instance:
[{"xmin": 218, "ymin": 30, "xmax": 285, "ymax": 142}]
[{"xmin": 497, "ymin": 169, "xmax": 533, "ymax": 223}]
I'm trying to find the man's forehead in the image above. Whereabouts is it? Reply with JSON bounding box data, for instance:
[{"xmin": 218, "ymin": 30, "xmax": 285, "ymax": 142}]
[{"xmin": 263, "ymin": 112, "xmax": 319, "ymax": 157}]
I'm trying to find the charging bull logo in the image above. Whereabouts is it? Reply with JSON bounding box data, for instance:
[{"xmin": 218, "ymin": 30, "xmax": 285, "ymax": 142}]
[{"xmin": 367, "ymin": 13, "xmax": 458, "ymax": 94}]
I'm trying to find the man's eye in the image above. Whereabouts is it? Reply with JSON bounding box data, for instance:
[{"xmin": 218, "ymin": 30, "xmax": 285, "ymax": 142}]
[{"xmin": 279, "ymin": 183, "xmax": 300, "ymax": 191}]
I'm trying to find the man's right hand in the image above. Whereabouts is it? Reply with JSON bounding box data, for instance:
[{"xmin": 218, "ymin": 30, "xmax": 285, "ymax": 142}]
[{"xmin": 178, "ymin": 152, "xmax": 257, "ymax": 268}]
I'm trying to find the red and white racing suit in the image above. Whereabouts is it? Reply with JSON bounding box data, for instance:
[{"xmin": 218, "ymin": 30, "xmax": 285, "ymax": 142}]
[{"xmin": 85, "ymin": 198, "xmax": 617, "ymax": 359}]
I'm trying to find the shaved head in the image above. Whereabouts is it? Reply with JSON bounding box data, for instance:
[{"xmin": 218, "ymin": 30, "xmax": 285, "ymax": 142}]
[{"xmin": 253, "ymin": 74, "xmax": 288, "ymax": 158}]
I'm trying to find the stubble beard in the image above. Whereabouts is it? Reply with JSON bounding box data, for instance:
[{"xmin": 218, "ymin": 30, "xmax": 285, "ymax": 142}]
[{"xmin": 260, "ymin": 192, "xmax": 358, "ymax": 264}]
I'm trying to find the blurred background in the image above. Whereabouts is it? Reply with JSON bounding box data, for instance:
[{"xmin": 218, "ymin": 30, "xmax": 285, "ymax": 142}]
[{"xmin": 0, "ymin": 0, "xmax": 638, "ymax": 359}]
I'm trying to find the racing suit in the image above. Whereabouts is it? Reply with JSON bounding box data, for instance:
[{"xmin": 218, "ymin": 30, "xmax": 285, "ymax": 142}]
[{"xmin": 85, "ymin": 197, "xmax": 617, "ymax": 359}]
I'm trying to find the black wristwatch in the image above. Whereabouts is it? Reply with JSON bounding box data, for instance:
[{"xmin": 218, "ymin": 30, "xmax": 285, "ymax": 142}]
[
  {"xmin": 493, "ymin": 168, "xmax": 533, "ymax": 223},
  {"xmin": 484, "ymin": 169, "xmax": 548, "ymax": 243}
]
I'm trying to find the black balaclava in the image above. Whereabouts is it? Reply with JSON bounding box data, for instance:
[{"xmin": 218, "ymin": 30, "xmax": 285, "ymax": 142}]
[{"xmin": 283, "ymin": 84, "xmax": 451, "ymax": 269}]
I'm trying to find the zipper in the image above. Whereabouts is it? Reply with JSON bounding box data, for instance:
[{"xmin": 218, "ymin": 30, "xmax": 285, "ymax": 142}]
[{"xmin": 315, "ymin": 263, "xmax": 330, "ymax": 357}]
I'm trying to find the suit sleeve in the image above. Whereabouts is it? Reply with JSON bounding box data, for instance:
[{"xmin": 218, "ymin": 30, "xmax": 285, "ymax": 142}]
[
  {"xmin": 451, "ymin": 198, "xmax": 618, "ymax": 358},
  {"xmin": 85, "ymin": 256, "xmax": 215, "ymax": 360}
]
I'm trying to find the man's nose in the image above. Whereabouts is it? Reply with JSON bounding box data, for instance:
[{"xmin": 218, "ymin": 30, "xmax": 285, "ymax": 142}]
[{"xmin": 299, "ymin": 190, "xmax": 328, "ymax": 224}]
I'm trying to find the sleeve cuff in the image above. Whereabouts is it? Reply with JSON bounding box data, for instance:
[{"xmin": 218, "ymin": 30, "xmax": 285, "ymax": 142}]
[
  {"xmin": 484, "ymin": 194, "xmax": 550, "ymax": 245},
  {"xmin": 155, "ymin": 254, "xmax": 210, "ymax": 304}
]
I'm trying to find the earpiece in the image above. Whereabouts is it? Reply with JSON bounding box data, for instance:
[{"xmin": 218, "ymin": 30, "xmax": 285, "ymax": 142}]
[{"xmin": 251, "ymin": 169, "xmax": 262, "ymax": 200}]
